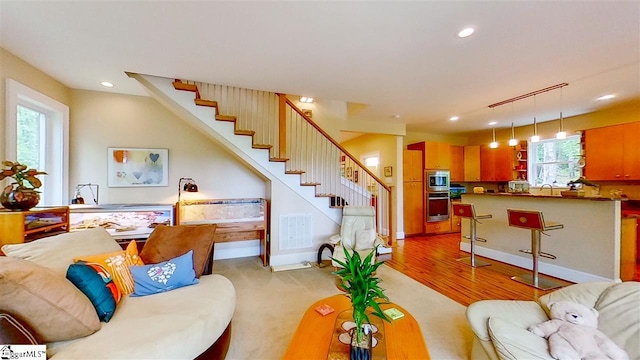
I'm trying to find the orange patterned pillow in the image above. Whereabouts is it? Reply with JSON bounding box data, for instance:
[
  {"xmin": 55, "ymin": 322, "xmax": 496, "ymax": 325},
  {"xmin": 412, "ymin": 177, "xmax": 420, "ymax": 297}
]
[{"xmin": 74, "ymin": 240, "xmax": 144, "ymax": 295}]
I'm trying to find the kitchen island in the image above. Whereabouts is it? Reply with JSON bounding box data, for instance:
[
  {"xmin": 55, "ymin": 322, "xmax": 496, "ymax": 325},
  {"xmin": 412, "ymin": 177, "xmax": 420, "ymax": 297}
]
[{"xmin": 459, "ymin": 193, "xmax": 627, "ymax": 283}]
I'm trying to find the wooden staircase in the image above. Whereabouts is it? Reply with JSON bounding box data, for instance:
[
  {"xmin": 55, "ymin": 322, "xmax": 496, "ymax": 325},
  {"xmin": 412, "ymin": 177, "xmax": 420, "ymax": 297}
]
[{"xmin": 170, "ymin": 78, "xmax": 393, "ymax": 242}]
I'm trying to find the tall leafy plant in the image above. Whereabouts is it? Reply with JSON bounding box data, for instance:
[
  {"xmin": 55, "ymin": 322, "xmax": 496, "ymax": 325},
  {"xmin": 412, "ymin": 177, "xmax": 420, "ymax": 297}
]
[{"xmin": 332, "ymin": 247, "xmax": 390, "ymax": 343}]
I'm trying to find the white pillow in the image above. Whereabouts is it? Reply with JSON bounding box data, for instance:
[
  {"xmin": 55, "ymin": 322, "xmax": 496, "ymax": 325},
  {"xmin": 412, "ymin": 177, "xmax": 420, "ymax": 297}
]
[
  {"xmin": 1, "ymin": 228, "xmax": 121, "ymax": 275},
  {"xmin": 354, "ymin": 228, "xmax": 377, "ymax": 251}
]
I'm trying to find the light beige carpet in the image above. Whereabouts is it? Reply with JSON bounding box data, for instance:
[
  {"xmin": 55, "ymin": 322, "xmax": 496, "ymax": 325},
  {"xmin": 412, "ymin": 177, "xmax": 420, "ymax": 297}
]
[{"xmin": 214, "ymin": 257, "xmax": 474, "ymax": 359}]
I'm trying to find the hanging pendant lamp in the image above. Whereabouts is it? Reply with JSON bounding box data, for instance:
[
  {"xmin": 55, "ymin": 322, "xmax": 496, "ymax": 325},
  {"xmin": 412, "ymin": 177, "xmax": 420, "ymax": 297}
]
[{"xmin": 556, "ymin": 88, "xmax": 567, "ymax": 139}]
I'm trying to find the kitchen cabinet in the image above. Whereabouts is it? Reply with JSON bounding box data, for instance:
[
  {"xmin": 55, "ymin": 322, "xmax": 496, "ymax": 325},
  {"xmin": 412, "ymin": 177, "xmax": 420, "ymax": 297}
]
[
  {"xmin": 585, "ymin": 122, "xmax": 640, "ymax": 181},
  {"xmin": 620, "ymin": 217, "xmax": 637, "ymax": 281},
  {"xmin": 403, "ymin": 150, "xmax": 423, "ymax": 181},
  {"xmin": 450, "ymin": 146, "xmax": 464, "ymax": 182},
  {"xmin": 480, "ymin": 145, "xmax": 513, "ymax": 181},
  {"xmin": 403, "ymin": 181, "xmax": 424, "ymax": 236},
  {"xmin": 403, "ymin": 150, "xmax": 424, "ymax": 235},
  {"xmin": 407, "ymin": 141, "xmax": 450, "ymax": 170},
  {"xmin": 0, "ymin": 206, "xmax": 69, "ymax": 246},
  {"xmin": 425, "ymin": 219, "xmax": 451, "ymax": 234},
  {"xmin": 425, "ymin": 142, "xmax": 451, "ymax": 169},
  {"xmin": 464, "ymin": 145, "xmax": 481, "ymax": 182}
]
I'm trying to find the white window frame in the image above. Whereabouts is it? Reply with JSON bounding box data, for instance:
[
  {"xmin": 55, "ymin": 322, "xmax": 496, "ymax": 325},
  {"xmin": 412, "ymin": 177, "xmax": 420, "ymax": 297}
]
[
  {"xmin": 527, "ymin": 134, "xmax": 582, "ymax": 187},
  {"xmin": 6, "ymin": 79, "xmax": 69, "ymax": 206}
]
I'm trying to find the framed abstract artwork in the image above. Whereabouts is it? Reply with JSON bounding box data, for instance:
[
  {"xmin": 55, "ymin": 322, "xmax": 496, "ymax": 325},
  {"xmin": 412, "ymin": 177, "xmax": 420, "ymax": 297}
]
[{"xmin": 107, "ymin": 147, "xmax": 169, "ymax": 187}]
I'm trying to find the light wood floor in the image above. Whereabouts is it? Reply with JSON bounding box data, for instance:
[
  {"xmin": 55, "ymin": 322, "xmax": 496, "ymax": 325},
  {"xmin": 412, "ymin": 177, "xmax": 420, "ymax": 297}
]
[{"xmin": 379, "ymin": 233, "xmax": 575, "ymax": 307}]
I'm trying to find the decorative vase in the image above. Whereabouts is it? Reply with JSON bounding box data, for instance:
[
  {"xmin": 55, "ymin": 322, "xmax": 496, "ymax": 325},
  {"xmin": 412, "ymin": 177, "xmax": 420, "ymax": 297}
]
[
  {"xmin": 0, "ymin": 187, "xmax": 40, "ymax": 211},
  {"xmin": 349, "ymin": 327, "xmax": 372, "ymax": 360}
]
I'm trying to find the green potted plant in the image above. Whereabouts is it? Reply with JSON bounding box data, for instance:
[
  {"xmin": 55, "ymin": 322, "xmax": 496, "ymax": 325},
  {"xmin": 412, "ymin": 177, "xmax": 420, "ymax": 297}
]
[
  {"xmin": 332, "ymin": 246, "xmax": 389, "ymax": 360},
  {"xmin": 0, "ymin": 160, "xmax": 47, "ymax": 211}
]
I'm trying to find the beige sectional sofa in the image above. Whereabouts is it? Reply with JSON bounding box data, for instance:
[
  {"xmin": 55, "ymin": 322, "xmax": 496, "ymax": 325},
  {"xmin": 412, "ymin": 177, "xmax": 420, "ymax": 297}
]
[
  {"xmin": 0, "ymin": 228, "xmax": 236, "ymax": 359},
  {"xmin": 466, "ymin": 281, "xmax": 640, "ymax": 360}
]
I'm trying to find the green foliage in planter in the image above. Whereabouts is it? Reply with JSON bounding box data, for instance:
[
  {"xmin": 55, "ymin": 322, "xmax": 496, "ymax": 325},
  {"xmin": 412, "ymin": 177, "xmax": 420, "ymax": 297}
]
[{"xmin": 332, "ymin": 246, "xmax": 390, "ymax": 342}]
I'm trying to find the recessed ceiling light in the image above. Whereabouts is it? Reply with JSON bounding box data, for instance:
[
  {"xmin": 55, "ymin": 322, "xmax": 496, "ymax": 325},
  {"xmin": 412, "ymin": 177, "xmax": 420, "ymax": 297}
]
[
  {"xmin": 597, "ymin": 94, "xmax": 615, "ymax": 101},
  {"xmin": 457, "ymin": 27, "xmax": 475, "ymax": 38},
  {"xmin": 393, "ymin": 114, "xmax": 401, "ymax": 119},
  {"xmin": 449, "ymin": 116, "xmax": 459, "ymax": 121},
  {"xmin": 300, "ymin": 97, "xmax": 314, "ymax": 103},
  {"xmin": 488, "ymin": 121, "xmax": 497, "ymax": 126},
  {"xmin": 100, "ymin": 81, "xmax": 114, "ymax": 88}
]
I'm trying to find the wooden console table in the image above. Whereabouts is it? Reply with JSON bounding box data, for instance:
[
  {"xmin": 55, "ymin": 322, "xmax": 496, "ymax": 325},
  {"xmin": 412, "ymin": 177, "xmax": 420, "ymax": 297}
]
[
  {"xmin": 0, "ymin": 206, "xmax": 70, "ymax": 247},
  {"xmin": 175, "ymin": 198, "xmax": 269, "ymax": 266}
]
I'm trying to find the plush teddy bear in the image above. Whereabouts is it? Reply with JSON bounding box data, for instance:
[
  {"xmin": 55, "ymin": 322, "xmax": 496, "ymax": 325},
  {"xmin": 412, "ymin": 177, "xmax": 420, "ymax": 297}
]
[{"xmin": 528, "ymin": 300, "xmax": 629, "ymax": 360}]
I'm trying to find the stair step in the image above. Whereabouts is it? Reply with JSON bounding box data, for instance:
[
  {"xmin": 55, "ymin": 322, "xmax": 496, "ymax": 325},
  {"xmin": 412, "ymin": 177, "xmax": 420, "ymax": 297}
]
[
  {"xmin": 285, "ymin": 170, "xmax": 305, "ymax": 175},
  {"xmin": 235, "ymin": 130, "xmax": 255, "ymax": 136},
  {"xmin": 269, "ymin": 157, "xmax": 289, "ymax": 162},
  {"xmin": 216, "ymin": 115, "xmax": 237, "ymax": 122},
  {"xmin": 301, "ymin": 182, "xmax": 321, "ymax": 186},
  {"xmin": 252, "ymin": 144, "xmax": 272, "ymax": 150},
  {"xmin": 195, "ymin": 99, "xmax": 218, "ymax": 108},
  {"xmin": 173, "ymin": 81, "xmax": 197, "ymax": 93},
  {"xmin": 316, "ymin": 194, "xmax": 337, "ymax": 197}
]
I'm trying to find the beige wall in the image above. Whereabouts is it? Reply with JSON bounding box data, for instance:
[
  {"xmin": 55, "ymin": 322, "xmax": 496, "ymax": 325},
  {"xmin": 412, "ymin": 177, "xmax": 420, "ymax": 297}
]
[
  {"xmin": 0, "ymin": 47, "xmax": 71, "ymax": 161},
  {"xmin": 69, "ymin": 90, "xmax": 266, "ymax": 204}
]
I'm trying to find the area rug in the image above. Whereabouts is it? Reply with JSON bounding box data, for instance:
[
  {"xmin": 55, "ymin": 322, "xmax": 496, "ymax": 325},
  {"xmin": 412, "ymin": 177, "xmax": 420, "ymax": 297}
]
[{"xmin": 214, "ymin": 257, "xmax": 474, "ymax": 359}]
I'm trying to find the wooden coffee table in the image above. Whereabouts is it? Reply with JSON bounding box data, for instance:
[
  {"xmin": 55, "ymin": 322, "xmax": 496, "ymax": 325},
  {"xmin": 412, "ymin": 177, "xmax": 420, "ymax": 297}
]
[{"xmin": 283, "ymin": 295, "xmax": 430, "ymax": 359}]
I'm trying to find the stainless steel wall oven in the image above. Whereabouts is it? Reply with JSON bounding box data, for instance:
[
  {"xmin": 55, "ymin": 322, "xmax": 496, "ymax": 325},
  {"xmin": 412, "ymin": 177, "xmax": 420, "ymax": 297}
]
[{"xmin": 425, "ymin": 170, "xmax": 450, "ymax": 222}]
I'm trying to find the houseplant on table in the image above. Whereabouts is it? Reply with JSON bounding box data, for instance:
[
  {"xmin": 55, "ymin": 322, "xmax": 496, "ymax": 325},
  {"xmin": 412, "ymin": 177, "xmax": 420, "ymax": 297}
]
[
  {"xmin": 0, "ymin": 160, "xmax": 47, "ymax": 210},
  {"xmin": 332, "ymin": 246, "xmax": 389, "ymax": 360}
]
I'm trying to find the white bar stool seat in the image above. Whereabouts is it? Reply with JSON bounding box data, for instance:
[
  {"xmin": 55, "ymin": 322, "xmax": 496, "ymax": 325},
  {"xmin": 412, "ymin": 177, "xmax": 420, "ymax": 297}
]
[
  {"xmin": 507, "ymin": 208, "xmax": 564, "ymax": 290},
  {"xmin": 453, "ymin": 203, "xmax": 492, "ymax": 267}
]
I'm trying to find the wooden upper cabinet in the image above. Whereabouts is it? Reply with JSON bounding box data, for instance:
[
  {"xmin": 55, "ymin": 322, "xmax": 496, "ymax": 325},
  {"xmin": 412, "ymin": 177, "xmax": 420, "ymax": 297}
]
[
  {"xmin": 585, "ymin": 122, "xmax": 640, "ymax": 180},
  {"xmin": 403, "ymin": 150, "xmax": 423, "ymax": 181},
  {"xmin": 480, "ymin": 145, "xmax": 513, "ymax": 181},
  {"xmin": 450, "ymin": 146, "xmax": 464, "ymax": 182},
  {"xmin": 464, "ymin": 145, "xmax": 481, "ymax": 182},
  {"xmin": 425, "ymin": 142, "xmax": 451, "ymax": 169}
]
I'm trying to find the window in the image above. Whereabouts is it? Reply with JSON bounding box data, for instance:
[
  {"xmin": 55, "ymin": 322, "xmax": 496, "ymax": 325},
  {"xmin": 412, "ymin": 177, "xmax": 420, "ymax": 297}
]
[
  {"xmin": 6, "ymin": 79, "xmax": 69, "ymax": 206},
  {"xmin": 528, "ymin": 135, "xmax": 582, "ymax": 187}
]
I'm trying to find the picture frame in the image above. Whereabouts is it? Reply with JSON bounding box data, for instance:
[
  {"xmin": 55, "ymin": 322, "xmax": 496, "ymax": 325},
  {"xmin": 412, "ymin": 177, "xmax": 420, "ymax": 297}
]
[
  {"xmin": 384, "ymin": 166, "xmax": 393, "ymax": 177},
  {"xmin": 302, "ymin": 109, "xmax": 313, "ymax": 119},
  {"xmin": 346, "ymin": 166, "xmax": 353, "ymax": 180},
  {"xmin": 108, "ymin": 147, "xmax": 169, "ymax": 187},
  {"xmin": 354, "ymin": 170, "xmax": 359, "ymax": 182}
]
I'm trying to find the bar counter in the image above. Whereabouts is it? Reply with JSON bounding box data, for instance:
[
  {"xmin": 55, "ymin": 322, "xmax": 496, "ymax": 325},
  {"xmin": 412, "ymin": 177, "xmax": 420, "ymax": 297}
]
[{"xmin": 460, "ymin": 193, "xmax": 625, "ymax": 283}]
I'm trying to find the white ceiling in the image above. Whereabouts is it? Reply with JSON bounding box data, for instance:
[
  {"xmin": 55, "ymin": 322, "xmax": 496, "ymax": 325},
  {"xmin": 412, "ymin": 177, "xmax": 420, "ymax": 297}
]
[{"xmin": 1, "ymin": 1, "xmax": 638, "ymax": 136}]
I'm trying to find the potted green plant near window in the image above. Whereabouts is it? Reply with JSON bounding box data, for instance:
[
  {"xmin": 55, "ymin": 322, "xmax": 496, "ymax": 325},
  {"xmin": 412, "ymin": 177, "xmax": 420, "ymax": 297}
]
[
  {"xmin": 0, "ymin": 160, "xmax": 46, "ymax": 211},
  {"xmin": 332, "ymin": 247, "xmax": 389, "ymax": 360}
]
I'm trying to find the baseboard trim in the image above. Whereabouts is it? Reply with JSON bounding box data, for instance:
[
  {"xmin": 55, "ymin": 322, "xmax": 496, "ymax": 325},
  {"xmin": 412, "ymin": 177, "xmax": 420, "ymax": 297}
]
[{"xmin": 459, "ymin": 243, "xmax": 615, "ymax": 283}]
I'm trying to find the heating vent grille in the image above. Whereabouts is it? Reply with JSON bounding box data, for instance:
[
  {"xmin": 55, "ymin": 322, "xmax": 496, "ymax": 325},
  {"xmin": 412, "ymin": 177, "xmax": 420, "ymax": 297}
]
[{"xmin": 279, "ymin": 213, "xmax": 312, "ymax": 250}]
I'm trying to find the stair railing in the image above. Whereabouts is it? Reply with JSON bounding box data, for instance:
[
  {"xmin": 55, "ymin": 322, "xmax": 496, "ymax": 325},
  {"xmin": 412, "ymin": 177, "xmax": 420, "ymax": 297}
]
[{"xmin": 178, "ymin": 80, "xmax": 393, "ymax": 243}]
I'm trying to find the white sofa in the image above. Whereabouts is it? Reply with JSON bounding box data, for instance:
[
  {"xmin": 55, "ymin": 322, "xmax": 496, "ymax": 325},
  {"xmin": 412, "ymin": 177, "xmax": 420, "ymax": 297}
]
[
  {"xmin": 466, "ymin": 281, "xmax": 640, "ymax": 360},
  {"xmin": 1, "ymin": 228, "xmax": 236, "ymax": 360}
]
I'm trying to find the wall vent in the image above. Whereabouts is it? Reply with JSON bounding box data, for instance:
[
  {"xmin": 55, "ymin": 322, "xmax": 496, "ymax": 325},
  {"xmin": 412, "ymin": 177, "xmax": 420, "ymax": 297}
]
[{"xmin": 279, "ymin": 213, "xmax": 313, "ymax": 250}]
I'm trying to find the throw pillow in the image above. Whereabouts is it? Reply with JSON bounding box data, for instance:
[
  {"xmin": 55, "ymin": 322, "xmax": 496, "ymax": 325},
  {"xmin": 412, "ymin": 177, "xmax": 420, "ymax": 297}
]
[
  {"xmin": 0, "ymin": 313, "xmax": 40, "ymax": 345},
  {"xmin": 1, "ymin": 228, "xmax": 122, "ymax": 275},
  {"xmin": 129, "ymin": 250, "xmax": 199, "ymax": 297},
  {"xmin": 74, "ymin": 240, "xmax": 144, "ymax": 295},
  {"xmin": 66, "ymin": 263, "xmax": 122, "ymax": 322},
  {"xmin": 0, "ymin": 257, "xmax": 101, "ymax": 342},
  {"xmin": 355, "ymin": 228, "xmax": 377, "ymax": 251},
  {"xmin": 140, "ymin": 224, "xmax": 217, "ymax": 278}
]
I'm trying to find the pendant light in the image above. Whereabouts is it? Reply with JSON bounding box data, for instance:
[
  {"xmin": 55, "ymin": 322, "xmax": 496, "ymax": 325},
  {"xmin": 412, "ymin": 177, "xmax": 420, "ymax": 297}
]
[
  {"xmin": 556, "ymin": 87, "xmax": 567, "ymax": 139},
  {"xmin": 530, "ymin": 95, "xmax": 540, "ymax": 143},
  {"xmin": 489, "ymin": 127, "xmax": 498, "ymax": 148},
  {"xmin": 508, "ymin": 122, "xmax": 518, "ymax": 146}
]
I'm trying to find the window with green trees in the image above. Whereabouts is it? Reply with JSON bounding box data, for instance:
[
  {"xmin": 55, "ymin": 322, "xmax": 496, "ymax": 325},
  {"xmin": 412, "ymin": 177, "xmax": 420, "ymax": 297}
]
[{"xmin": 528, "ymin": 135, "xmax": 582, "ymax": 187}]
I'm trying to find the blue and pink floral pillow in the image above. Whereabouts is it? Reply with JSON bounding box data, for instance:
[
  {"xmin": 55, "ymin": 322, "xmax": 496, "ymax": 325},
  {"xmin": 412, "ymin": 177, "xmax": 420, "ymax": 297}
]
[{"xmin": 129, "ymin": 250, "xmax": 198, "ymax": 297}]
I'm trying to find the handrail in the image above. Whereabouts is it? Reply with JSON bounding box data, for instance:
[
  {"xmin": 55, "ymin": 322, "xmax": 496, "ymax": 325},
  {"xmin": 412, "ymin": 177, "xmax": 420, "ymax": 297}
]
[{"xmin": 282, "ymin": 96, "xmax": 392, "ymax": 193}]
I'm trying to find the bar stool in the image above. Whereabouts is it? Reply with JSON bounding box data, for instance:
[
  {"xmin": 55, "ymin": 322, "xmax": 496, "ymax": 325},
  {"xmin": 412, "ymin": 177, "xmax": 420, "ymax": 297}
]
[
  {"xmin": 453, "ymin": 203, "xmax": 492, "ymax": 267},
  {"xmin": 506, "ymin": 209, "xmax": 564, "ymax": 290}
]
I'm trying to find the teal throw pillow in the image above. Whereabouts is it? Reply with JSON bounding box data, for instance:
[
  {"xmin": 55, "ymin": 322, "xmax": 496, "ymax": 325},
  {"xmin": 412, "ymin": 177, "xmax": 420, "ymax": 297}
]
[
  {"xmin": 66, "ymin": 263, "xmax": 121, "ymax": 322},
  {"xmin": 129, "ymin": 250, "xmax": 198, "ymax": 297}
]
